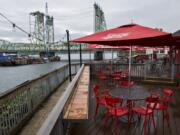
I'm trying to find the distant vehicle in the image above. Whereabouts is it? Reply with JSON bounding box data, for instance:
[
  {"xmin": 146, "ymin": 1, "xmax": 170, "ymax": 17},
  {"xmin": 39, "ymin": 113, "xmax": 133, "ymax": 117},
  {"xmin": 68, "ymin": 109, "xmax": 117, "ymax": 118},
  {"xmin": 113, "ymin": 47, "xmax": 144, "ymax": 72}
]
[
  {"xmin": 42, "ymin": 57, "xmax": 49, "ymax": 63},
  {"xmin": 0, "ymin": 53, "xmax": 16, "ymax": 66}
]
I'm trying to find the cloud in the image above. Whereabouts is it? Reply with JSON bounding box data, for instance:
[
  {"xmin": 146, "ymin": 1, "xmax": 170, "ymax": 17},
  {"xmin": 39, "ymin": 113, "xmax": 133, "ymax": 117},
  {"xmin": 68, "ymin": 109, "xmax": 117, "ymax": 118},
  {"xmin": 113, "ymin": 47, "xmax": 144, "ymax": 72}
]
[{"xmin": 0, "ymin": 0, "xmax": 180, "ymax": 43}]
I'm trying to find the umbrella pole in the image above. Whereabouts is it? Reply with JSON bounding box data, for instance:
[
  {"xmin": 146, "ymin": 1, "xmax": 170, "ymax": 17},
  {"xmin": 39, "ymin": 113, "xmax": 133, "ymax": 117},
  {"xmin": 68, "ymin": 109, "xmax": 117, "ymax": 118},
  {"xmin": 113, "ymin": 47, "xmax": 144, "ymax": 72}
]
[
  {"xmin": 89, "ymin": 49, "xmax": 91, "ymax": 63},
  {"xmin": 128, "ymin": 45, "xmax": 132, "ymax": 96},
  {"xmin": 111, "ymin": 48, "xmax": 113, "ymax": 71},
  {"xmin": 111, "ymin": 49, "xmax": 113, "ymax": 60},
  {"xmin": 80, "ymin": 43, "xmax": 82, "ymax": 66}
]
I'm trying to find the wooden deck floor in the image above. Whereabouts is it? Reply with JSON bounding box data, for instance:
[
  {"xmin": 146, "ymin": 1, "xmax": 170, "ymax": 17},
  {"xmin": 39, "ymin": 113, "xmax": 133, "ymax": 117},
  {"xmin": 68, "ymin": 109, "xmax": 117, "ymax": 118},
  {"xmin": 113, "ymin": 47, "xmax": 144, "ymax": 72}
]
[{"xmin": 69, "ymin": 78, "xmax": 180, "ymax": 135}]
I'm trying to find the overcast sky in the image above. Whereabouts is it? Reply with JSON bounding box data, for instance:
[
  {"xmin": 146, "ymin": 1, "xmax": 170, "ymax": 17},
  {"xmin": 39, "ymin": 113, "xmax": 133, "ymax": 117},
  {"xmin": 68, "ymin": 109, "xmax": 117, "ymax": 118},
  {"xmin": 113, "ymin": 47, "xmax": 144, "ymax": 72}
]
[{"xmin": 0, "ymin": 0, "xmax": 180, "ymax": 43}]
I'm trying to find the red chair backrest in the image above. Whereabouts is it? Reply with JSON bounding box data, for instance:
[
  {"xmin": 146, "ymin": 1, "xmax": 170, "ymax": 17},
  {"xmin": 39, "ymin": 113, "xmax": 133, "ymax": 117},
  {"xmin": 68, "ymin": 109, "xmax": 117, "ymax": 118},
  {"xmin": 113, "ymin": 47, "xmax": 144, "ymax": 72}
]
[
  {"xmin": 105, "ymin": 96, "xmax": 120, "ymax": 106},
  {"xmin": 145, "ymin": 96, "xmax": 159, "ymax": 114},
  {"xmin": 121, "ymin": 70, "xmax": 128, "ymax": 77},
  {"xmin": 105, "ymin": 96, "xmax": 121, "ymax": 115},
  {"xmin": 119, "ymin": 81, "xmax": 134, "ymax": 88},
  {"xmin": 96, "ymin": 70, "xmax": 103, "ymax": 75},
  {"xmin": 106, "ymin": 66, "xmax": 112, "ymax": 71},
  {"xmin": 163, "ymin": 87, "xmax": 173, "ymax": 97},
  {"xmin": 93, "ymin": 84, "xmax": 99, "ymax": 98}
]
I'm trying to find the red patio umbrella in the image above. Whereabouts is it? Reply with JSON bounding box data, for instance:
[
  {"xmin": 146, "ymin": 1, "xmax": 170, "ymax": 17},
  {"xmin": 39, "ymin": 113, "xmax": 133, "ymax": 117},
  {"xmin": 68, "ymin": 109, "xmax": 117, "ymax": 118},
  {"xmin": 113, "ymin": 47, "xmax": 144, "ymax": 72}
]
[{"xmin": 72, "ymin": 24, "xmax": 175, "ymax": 46}]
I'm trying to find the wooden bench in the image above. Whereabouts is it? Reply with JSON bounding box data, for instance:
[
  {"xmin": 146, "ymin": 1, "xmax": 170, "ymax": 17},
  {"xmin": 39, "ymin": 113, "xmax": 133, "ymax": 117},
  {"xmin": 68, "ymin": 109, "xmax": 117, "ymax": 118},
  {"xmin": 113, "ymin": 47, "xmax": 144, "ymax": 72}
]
[{"xmin": 63, "ymin": 66, "xmax": 90, "ymax": 121}]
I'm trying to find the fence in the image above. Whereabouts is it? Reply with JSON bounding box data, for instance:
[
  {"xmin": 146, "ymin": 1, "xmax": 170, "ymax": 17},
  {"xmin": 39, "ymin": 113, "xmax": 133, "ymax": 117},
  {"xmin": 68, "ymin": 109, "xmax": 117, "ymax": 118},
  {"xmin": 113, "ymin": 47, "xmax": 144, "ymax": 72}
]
[
  {"xmin": 90, "ymin": 61, "xmax": 175, "ymax": 80},
  {"xmin": 0, "ymin": 63, "xmax": 80, "ymax": 135},
  {"xmin": 90, "ymin": 62, "xmax": 145, "ymax": 80},
  {"xmin": 175, "ymin": 64, "xmax": 180, "ymax": 74}
]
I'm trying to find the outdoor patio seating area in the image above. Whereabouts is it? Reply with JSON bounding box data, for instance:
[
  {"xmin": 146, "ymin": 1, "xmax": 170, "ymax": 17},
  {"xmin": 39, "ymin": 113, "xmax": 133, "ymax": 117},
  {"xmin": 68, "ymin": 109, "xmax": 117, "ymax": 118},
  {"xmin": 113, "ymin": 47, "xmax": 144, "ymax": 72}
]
[
  {"xmin": 69, "ymin": 66, "xmax": 180, "ymax": 135},
  {"xmin": 66, "ymin": 23, "xmax": 180, "ymax": 135}
]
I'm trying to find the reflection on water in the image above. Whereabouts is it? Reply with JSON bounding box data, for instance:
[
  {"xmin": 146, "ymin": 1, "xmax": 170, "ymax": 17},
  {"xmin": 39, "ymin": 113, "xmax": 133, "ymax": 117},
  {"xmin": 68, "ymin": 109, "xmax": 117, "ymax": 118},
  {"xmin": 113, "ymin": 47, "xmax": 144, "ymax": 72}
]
[{"xmin": 0, "ymin": 62, "xmax": 67, "ymax": 93}]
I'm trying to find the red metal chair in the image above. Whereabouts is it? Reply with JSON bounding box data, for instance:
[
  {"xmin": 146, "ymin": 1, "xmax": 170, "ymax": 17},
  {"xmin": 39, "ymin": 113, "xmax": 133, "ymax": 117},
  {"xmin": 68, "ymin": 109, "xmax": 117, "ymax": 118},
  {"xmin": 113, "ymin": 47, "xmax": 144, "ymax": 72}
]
[
  {"xmin": 151, "ymin": 88, "xmax": 173, "ymax": 131},
  {"xmin": 106, "ymin": 66, "xmax": 112, "ymax": 71},
  {"xmin": 112, "ymin": 74, "xmax": 121, "ymax": 86},
  {"xmin": 119, "ymin": 81, "xmax": 134, "ymax": 88},
  {"xmin": 104, "ymin": 95, "xmax": 128, "ymax": 135},
  {"xmin": 96, "ymin": 69, "xmax": 103, "ymax": 75},
  {"xmin": 105, "ymin": 66, "xmax": 113, "ymax": 78},
  {"xmin": 96, "ymin": 69, "xmax": 108, "ymax": 86},
  {"xmin": 163, "ymin": 87, "xmax": 173, "ymax": 97},
  {"xmin": 121, "ymin": 70, "xmax": 128, "ymax": 78},
  {"xmin": 92, "ymin": 84, "xmax": 110, "ymax": 118},
  {"xmin": 130, "ymin": 96, "xmax": 159, "ymax": 135}
]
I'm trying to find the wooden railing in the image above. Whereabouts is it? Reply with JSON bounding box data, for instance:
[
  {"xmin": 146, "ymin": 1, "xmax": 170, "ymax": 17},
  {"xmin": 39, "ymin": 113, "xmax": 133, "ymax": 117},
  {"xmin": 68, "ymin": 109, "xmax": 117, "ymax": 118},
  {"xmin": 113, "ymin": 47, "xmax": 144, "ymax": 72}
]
[
  {"xmin": 37, "ymin": 64, "xmax": 85, "ymax": 135},
  {"xmin": 0, "ymin": 63, "xmax": 80, "ymax": 135}
]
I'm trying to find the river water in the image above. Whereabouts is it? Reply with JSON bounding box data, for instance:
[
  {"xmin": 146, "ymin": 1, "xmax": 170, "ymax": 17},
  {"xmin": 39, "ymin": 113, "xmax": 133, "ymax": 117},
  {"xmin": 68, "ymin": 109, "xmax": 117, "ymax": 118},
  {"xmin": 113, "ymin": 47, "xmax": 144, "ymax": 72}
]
[
  {"xmin": 0, "ymin": 62, "xmax": 67, "ymax": 94},
  {"xmin": 0, "ymin": 51, "xmax": 119, "ymax": 94}
]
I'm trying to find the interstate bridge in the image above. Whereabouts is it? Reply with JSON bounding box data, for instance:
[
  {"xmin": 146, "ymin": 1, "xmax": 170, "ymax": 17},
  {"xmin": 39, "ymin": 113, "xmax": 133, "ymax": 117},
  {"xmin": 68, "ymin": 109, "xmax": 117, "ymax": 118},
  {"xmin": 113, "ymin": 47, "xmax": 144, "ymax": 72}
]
[{"xmin": 0, "ymin": 3, "xmax": 106, "ymax": 56}]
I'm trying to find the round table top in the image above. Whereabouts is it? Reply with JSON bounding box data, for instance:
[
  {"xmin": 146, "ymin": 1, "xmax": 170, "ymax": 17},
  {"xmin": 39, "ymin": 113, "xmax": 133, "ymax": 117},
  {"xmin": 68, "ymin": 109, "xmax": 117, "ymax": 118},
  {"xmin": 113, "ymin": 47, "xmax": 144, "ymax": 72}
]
[{"xmin": 109, "ymin": 85, "xmax": 151, "ymax": 100}]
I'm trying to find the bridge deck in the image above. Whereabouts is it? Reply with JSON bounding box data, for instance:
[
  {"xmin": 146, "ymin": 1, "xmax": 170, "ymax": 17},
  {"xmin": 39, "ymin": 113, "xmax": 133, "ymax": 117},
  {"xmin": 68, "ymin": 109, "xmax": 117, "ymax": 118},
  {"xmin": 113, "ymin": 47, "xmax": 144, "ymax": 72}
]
[{"xmin": 19, "ymin": 79, "xmax": 70, "ymax": 135}]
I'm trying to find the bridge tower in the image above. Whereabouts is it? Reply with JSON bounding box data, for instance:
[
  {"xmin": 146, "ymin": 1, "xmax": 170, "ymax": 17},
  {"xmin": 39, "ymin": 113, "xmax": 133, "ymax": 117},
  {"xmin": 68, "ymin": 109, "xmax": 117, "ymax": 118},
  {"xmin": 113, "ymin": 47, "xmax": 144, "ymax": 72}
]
[
  {"xmin": 94, "ymin": 3, "xmax": 107, "ymax": 33},
  {"xmin": 46, "ymin": 16, "xmax": 54, "ymax": 44},
  {"xmin": 29, "ymin": 11, "xmax": 45, "ymax": 45},
  {"xmin": 93, "ymin": 3, "xmax": 107, "ymax": 60},
  {"xmin": 29, "ymin": 9, "xmax": 54, "ymax": 47}
]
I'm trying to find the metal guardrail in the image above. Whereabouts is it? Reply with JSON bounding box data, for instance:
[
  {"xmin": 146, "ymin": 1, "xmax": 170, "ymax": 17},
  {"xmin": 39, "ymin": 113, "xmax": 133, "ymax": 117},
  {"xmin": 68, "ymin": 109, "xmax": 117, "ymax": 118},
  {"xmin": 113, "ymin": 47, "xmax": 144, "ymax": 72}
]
[
  {"xmin": 37, "ymin": 64, "xmax": 85, "ymax": 135},
  {"xmin": 0, "ymin": 63, "xmax": 80, "ymax": 135}
]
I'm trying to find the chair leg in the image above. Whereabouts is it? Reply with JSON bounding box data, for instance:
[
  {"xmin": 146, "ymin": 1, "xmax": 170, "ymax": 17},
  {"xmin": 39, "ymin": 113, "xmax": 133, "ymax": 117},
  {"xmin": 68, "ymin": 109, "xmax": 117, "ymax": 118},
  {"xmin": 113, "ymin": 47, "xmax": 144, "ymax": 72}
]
[
  {"xmin": 114, "ymin": 117, "xmax": 118, "ymax": 135},
  {"xmin": 144, "ymin": 116, "xmax": 147, "ymax": 135},
  {"xmin": 148, "ymin": 115, "xmax": 151, "ymax": 133},
  {"xmin": 138, "ymin": 115, "xmax": 141, "ymax": 124},
  {"xmin": 104, "ymin": 112, "xmax": 109, "ymax": 127},
  {"xmin": 165, "ymin": 109, "xmax": 169, "ymax": 123},
  {"xmin": 165, "ymin": 109, "xmax": 171, "ymax": 133},
  {"xmin": 162, "ymin": 110, "xmax": 164, "ymax": 135},
  {"xmin": 128, "ymin": 112, "xmax": 132, "ymax": 129},
  {"xmin": 151, "ymin": 112, "xmax": 156, "ymax": 130},
  {"xmin": 94, "ymin": 103, "xmax": 99, "ymax": 119}
]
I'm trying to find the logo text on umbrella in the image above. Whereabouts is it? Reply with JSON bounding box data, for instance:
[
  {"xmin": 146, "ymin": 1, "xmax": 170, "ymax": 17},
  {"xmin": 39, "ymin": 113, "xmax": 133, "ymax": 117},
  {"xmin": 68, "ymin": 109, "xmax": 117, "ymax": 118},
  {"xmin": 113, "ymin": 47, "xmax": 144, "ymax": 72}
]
[{"xmin": 102, "ymin": 33, "xmax": 129, "ymax": 40}]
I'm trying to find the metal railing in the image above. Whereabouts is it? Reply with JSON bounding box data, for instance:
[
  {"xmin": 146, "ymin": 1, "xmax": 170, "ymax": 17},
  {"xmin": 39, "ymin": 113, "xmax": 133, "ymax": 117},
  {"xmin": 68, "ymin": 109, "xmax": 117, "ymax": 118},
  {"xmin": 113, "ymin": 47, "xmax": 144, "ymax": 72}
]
[
  {"xmin": 0, "ymin": 63, "xmax": 80, "ymax": 135},
  {"xmin": 37, "ymin": 64, "xmax": 85, "ymax": 135},
  {"xmin": 90, "ymin": 62, "xmax": 145, "ymax": 80},
  {"xmin": 90, "ymin": 61, "xmax": 174, "ymax": 80},
  {"xmin": 175, "ymin": 64, "xmax": 180, "ymax": 74}
]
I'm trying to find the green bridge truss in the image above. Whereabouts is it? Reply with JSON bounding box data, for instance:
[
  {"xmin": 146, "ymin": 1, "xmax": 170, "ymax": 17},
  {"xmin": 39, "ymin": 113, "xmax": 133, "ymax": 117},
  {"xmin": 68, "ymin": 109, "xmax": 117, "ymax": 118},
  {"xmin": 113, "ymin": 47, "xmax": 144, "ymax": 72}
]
[{"xmin": 0, "ymin": 39, "xmax": 89, "ymax": 53}]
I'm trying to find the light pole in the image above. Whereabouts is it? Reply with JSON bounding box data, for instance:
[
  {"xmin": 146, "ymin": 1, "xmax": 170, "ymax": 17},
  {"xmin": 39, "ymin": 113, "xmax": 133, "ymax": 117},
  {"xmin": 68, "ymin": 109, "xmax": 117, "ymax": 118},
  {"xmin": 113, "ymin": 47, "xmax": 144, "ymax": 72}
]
[{"xmin": 66, "ymin": 30, "xmax": 72, "ymax": 81}]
